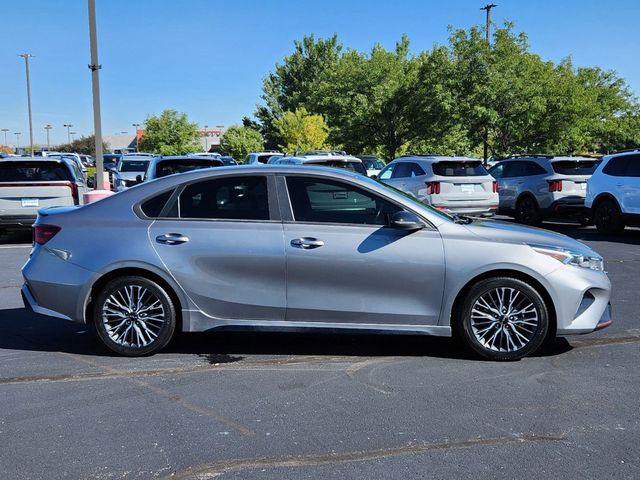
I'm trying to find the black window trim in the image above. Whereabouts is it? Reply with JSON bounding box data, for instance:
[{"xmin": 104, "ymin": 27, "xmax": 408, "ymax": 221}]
[{"xmin": 277, "ymin": 173, "xmax": 436, "ymax": 230}]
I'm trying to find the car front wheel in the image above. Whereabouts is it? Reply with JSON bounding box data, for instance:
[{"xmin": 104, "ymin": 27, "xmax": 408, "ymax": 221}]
[
  {"xmin": 93, "ymin": 276, "xmax": 177, "ymax": 356},
  {"xmin": 458, "ymin": 277, "xmax": 549, "ymax": 361}
]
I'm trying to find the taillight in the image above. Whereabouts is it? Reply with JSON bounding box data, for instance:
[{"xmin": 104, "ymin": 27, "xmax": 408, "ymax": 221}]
[
  {"xmin": 492, "ymin": 181, "xmax": 498, "ymax": 193},
  {"xmin": 548, "ymin": 180, "xmax": 563, "ymax": 192},
  {"xmin": 426, "ymin": 181, "xmax": 441, "ymax": 195},
  {"xmin": 33, "ymin": 224, "xmax": 61, "ymax": 245},
  {"xmin": 66, "ymin": 182, "xmax": 79, "ymax": 203}
]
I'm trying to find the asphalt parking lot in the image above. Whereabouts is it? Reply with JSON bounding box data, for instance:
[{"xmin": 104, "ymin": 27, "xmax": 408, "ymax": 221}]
[{"xmin": 1, "ymin": 222, "xmax": 639, "ymax": 479}]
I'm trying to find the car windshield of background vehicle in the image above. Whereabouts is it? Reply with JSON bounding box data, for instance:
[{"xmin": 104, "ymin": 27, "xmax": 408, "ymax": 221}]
[
  {"xmin": 120, "ymin": 160, "xmax": 149, "ymax": 172},
  {"xmin": 433, "ymin": 161, "xmax": 488, "ymax": 176},
  {"xmin": 156, "ymin": 160, "xmax": 222, "ymax": 178},
  {"xmin": 316, "ymin": 161, "xmax": 368, "ymax": 176},
  {"xmin": 0, "ymin": 161, "xmax": 73, "ymax": 182},
  {"xmin": 551, "ymin": 160, "xmax": 599, "ymax": 175}
]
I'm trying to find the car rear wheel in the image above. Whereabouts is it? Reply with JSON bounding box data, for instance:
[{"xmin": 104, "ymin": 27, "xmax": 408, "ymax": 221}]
[
  {"xmin": 457, "ymin": 277, "xmax": 549, "ymax": 361},
  {"xmin": 594, "ymin": 199, "xmax": 625, "ymax": 234},
  {"xmin": 515, "ymin": 196, "xmax": 542, "ymax": 225},
  {"xmin": 93, "ymin": 276, "xmax": 176, "ymax": 356}
]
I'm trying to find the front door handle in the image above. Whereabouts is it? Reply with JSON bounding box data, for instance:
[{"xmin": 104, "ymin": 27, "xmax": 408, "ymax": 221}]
[
  {"xmin": 291, "ymin": 237, "xmax": 324, "ymax": 249},
  {"xmin": 156, "ymin": 233, "xmax": 189, "ymax": 245}
]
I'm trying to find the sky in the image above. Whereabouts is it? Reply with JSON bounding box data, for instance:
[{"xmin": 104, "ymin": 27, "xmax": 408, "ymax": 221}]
[{"xmin": 1, "ymin": 0, "xmax": 639, "ymax": 147}]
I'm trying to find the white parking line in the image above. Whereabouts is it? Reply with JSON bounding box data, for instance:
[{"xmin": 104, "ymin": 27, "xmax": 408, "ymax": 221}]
[{"xmin": 0, "ymin": 245, "xmax": 31, "ymax": 249}]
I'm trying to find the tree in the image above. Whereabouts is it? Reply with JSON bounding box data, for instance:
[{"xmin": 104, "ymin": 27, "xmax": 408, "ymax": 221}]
[
  {"xmin": 273, "ymin": 107, "xmax": 329, "ymax": 153},
  {"xmin": 0, "ymin": 145, "xmax": 13, "ymax": 154},
  {"xmin": 56, "ymin": 135, "xmax": 107, "ymax": 155},
  {"xmin": 138, "ymin": 110, "xmax": 200, "ymax": 155},
  {"xmin": 219, "ymin": 126, "xmax": 264, "ymax": 162}
]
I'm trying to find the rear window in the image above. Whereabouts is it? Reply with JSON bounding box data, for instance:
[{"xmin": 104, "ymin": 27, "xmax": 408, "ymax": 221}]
[
  {"xmin": 120, "ymin": 160, "xmax": 149, "ymax": 172},
  {"xmin": 551, "ymin": 160, "xmax": 598, "ymax": 175},
  {"xmin": 0, "ymin": 161, "xmax": 73, "ymax": 182},
  {"xmin": 432, "ymin": 161, "xmax": 487, "ymax": 177},
  {"xmin": 314, "ymin": 161, "xmax": 367, "ymax": 176},
  {"xmin": 155, "ymin": 159, "xmax": 223, "ymax": 178}
]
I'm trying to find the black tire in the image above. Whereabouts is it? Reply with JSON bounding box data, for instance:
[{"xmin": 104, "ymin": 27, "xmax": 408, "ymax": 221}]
[
  {"xmin": 93, "ymin": 275, "xmax": 177, "ymax": 356},
  {"xmin": 594, "ymin": 199, "xmax": 625, "ymax": 234},
  {"xmin": 457, "ymin": 277, "xmax": 549, "ymax": 361},
  {"xmin": 515, "ymin": 195, "xmax": 542, "ymax": 225}
]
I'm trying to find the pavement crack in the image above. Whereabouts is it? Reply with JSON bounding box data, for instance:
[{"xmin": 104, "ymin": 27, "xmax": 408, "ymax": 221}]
[{"xmin": 164, "ymin": 433, "xmax": 566, "ymax": 479}]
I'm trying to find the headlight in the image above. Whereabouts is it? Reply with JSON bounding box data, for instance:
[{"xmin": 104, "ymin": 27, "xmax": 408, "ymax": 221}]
[{"xmin": 530, "ymin": 245, "xmax": 604, "ymax": 272}]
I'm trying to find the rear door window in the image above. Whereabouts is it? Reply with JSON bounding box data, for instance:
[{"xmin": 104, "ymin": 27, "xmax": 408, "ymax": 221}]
[
  {"xmin": 625, "ymin": 155, "xmax": 640, "ymax": 177},
  {"xmin": 433, "ymin": 161, "xmax": 487, "ymax": 177},
  {"xmin": 392, "ymin": 162, "xmax": 425, "ymax": 178},
  {"xmin": 0, "ymin": 161, "xmax": 73, "ymax": 182},
  {"xmin": 178, "ymin": 176, "xmax": 269, "ymax": 220},
  {"xmin": 551, "ymin": 160, "xmax": 598, "ymax": 175}
]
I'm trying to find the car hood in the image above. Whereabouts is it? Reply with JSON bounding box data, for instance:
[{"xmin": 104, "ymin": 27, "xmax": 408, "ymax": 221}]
[{"xmin": 464, "ymin": 219, "xmax": 600, "ymax": 257}]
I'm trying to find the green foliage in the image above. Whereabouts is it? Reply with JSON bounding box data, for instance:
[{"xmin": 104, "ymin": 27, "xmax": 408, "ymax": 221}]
[
  {"xmin": 138, "ymin": 110, "xmax": 200, "ymax": 156},
  {"xmin": 273, "ymin": 107, "xmax": 329, "ymax": 153},
  {"xmin": 56, "ymin": 135, "xmax": 106, "ymax": 155},
  {"xmin": 256, "ymin": 25, "xmax": 640, "ymax": 159},
  {"xmin": 219, "ymin": 126, "xmax": 264, "ymax": 162}
]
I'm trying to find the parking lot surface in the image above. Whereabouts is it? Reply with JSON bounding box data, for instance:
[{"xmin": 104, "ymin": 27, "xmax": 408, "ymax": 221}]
[{"xmin": 1, "ymin": 223, "xmax": 639, "ymax": 479}]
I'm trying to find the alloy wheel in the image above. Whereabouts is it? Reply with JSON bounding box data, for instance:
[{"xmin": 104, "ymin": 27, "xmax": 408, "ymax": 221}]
[{"xmin": 470, "ymin": 287, "xmax": 539, "ymax": 353}]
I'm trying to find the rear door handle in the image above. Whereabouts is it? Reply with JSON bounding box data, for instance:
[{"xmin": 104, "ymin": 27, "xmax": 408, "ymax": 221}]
[
  {"xmin": 291, "ymin": 237, "xmax": 324, "ymax": 249},
  {"xmin": 156, "ymin": 233, "xmax": 189, "ymax": 245}
]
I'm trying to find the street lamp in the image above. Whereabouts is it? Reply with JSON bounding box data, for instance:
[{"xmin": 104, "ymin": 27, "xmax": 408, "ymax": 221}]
[
  {"xmin": 63, "ymin": 124, "xmax": 73, "ymax": 144},
  {"xmin": 132, "ymin": 123, "xmax": 140, "ymax": 152},
  {"xmin": 70, "ymin": 132, "xmax": 77, "ymax": 142},
  {"xmin": 88, "ymin": 0, "xmax": 105, "ymax": 191},
  {"xmin": 480, "ymin": 3, "xmax": 497, "ymax": 165},
  {"xmin": 1, "ymin": 129, "xmax": 8, "ymax": 146},
  {"xmin": 14, "ymin": 132, "xmax": 21, "ymax": 150},
  {"xmin": 18, "ymin": 53, "xmax": 35, "ymax": 156},
  {"xmin": 44, "ymin": 124, "xmax": 52, "ymax": 150},
  {"xmin": 204, "ymin": 124, "xmax": 209, "ymax": 152}
]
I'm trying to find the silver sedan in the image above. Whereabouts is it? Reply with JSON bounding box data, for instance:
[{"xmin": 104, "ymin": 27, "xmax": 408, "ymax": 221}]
[{"xmin": 22, "ymin": 166, "xmax": 612, "ymax": 360}]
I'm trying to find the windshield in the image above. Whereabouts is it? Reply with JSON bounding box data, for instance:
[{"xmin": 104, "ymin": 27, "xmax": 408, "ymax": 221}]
[
  {"xmin": 433, "ymin": 161, "xmax": 488, "ymax": 177},
  {"xmin": 119, "ymin": 160, "xmax": 149, "ymax": 172},
  {"xmin": 551, "ymin": 160, "xmax": 599, "ymax": 175},
  {"xmin": 155, "ymin": 159, "xmax": 222, "ymax": 178},
  {"xmin": 361, "ymin": 158, "xmax": 386, "ymax": 170},
  {"xmin": 315, "ymin": 160, "xmax": 368, "ymax": 176}
]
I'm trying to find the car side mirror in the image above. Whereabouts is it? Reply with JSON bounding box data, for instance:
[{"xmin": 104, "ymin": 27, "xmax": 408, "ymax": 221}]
[
  {"xmin": 370, "ymin": 174, "xmax": 378, "ymax": 179},
  {"xmin": 136, "ymin": 175, "xmax": 143, "ymax": 183},
  {"xmin": 389, "ymin": 211, "xmax": 425, "ymax": 231}
]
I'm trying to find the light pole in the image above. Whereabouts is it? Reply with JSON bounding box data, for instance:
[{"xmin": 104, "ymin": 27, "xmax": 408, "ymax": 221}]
[
  {"xmin": 63, "ymin": 124, "xmax": 73, "ymax": 144},
  {"xmin": 480, "ymin": 3, "xmax": 497, "ymax": 165},
  {"xmin": 14, "ymin": 132, "xmax": 21, "ymax": 150},
  {"xmin": 44, "ymin": 124, "xmax": 52, "ymax": 150},
  {"xmin": 88, "ymin": 0, "xmax": 105, "ymax": 191},
  {"xmin": 18, "ymin": 53, "xmax": 35, "ymax": 157},
  {"xmin": 204, "ymin": 124, "xmax": 209, "ymax": 152},
  {"xmin": 1, "ymin": 129, "xmax": 8, "ymax": 146},
  {"xmin": 70, "ymin": 132, "xmax": 77, "ymax": 142},
  {"xmin": 132, "ymin": 123, "xmax": 140, "ymax": 152}
]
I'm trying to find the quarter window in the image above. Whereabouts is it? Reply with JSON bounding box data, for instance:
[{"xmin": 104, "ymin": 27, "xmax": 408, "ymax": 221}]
[
  {"xmin": 286, "ymin": 177, "xmax": 402, "ymax": 225},
  {"xmin": 626, "ymin": 156, "xmax": 640, "ymax": 177},
  {"xmin": 140, "ymin": 189, "xmax": 175, "ymax": 218},
  {"xmin": 178, "ymin": 176, "xmax": 269, "ymax": 220}
]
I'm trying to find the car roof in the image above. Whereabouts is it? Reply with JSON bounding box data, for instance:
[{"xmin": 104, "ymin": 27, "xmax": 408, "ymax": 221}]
[
  {"xmin": 281, "ymin": 155, "xmax": 362, "ymax": 164},
  {"xmin": 391, "ymin": 155, "xmax": 480, "ymax": 163}
]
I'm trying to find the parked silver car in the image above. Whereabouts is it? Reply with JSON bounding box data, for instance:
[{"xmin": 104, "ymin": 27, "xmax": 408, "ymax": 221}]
[
  {"xmin": 22, "ymin": 166, "xmax": 611, "ymax": 360},
  {"xmin": 270, "ymin": 154, "xmax": 367, "ymax": 176},
  {"xmin": 489, "ymin": 155, "xmax": 600, "ymax": 225},
  {"xmin": 0, "ymin": 157, "xmax": 88, "ymax": 231},
  {"xmin": 138, "ymin": 156, "xmax": 224, "ymax": 183},
  {"xmin": 113, "ymin": 156, "xmax": 152, "ymax": 191},
  {"xmin": 378, "ymin": 155, "xmax": 499, "ymax": 216}
]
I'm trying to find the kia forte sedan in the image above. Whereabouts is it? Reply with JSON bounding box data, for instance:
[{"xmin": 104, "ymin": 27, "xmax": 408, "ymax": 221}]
[{"xmin": 21, "ymin": 166, "xmax": 612, "ymax": 360}]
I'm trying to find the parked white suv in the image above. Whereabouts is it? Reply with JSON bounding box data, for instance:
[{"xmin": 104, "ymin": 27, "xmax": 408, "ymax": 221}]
[
  {"xmin": 377, "ymin": 155, "xmax": 498, "ymax": 216},
  {"xmin": 585, "ymin": 150, "xmax": 640, "ymax": 233}
]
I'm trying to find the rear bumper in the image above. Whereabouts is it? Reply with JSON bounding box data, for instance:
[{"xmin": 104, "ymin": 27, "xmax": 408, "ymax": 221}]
[
  {"xmin": 21, "ymin": 283, "xmax": 74, "ymax": 321},
  {"xmin": 543, "ymin": 198, "xmax": 586, "ymax": 218},
  {"xmin": 435, "ymin": 205, "xmax": 498, "ymax": 217},
  {"xmin": 0, "ymin": 215, "xmax": 37, "ymax": 228}
]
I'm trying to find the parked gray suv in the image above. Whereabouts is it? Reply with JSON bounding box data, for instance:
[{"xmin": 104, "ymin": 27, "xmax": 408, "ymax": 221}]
[{"xmin": 489, "ymin": 156, "xmax": 599, "ymax": 225}]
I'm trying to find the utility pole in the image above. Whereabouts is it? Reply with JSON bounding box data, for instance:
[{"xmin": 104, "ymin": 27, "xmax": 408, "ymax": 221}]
[
  {"xmin": 132, "ymin": 123, "xmax": 140, "ymax": 152},
  {"xmin": 480, "ymin": 3, "xmax": 497, "ymax": 165},
  {"xmin": 18, "ymin": 54, "xmax": 35, "ymax": 157},
  {"xmin": 204, "ymin": 125, "xmax": 209, "ymax": 152},
  {"xmin": 44, "ymin": 124, "xmax": 52, "ymax": 149},
  {"xmin": 63, "ymin": 123, "xmax": 73, "ymax": 144},
  {"xmin": 1, "ymin": 129, "xmax": 8, "ymax": 146},
  {"xmin": 88, "ymin": 0, "xmax": 104, "ymax": 190}
]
